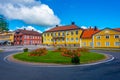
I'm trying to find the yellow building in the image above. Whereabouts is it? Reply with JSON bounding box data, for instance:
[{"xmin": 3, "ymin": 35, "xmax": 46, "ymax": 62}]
[
  {"xmin": 42, "ymin": 22, "xmax": 83, "ymax": 47},
  {"xmin": 80, "ymin": 28, "xmax": 99, "ymax": 48},
  {"xmin": 93, "ymin": 28, "xmax": 120, "ymax": 48},
  {"xmin": 0, "ymin": 32, "xmax": 14, "ymax": 45}
]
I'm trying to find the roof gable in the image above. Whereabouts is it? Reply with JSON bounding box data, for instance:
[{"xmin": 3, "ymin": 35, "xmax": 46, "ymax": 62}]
[
  {"xmin": 81, "ymin": 28, "xmax": 100, "ymax": 38},
  {"xmin": 93, "ymin": 28, "xmax": 120, "ymax": 36}
]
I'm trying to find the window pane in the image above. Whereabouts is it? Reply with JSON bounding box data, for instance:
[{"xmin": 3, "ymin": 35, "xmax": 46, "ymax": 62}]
[
  {"xmin": 97, "ymin": 42, "xmax": 100, "ymax": 46},
  {"xmin": 105, "ymin": 42, "xmax": 110, "ymax": 46},
  {"xmin": 76, "ymin": 31, "xmax": 78, "ymax": 35},
  {"xmin": 115, "ymin": 35, "xmax": 119, "ymax": 38},
  {"xmin": 106, "ymin": 35, "xmax": 109, "ymax": 39},
  {"xmin": 96, "ymin": 36, "xmax": 100, "ymax": 39}
]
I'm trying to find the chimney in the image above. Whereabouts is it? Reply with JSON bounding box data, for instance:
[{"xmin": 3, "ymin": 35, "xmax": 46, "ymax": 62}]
[
  {"xmin": 32, "ymin": 29, "xmax": 34, "ymax": 31},
  {"xmin": 71, "ymin": 22, "xmax": 75, "ymax": 25},
  {"xmin": 56, "ymin": 25, "xmax": 59, "ymax": 27},
  {"xmin": 94, "ymin": 26, "xmax": 97, "ymax": 31},
  {"xmin": 24, "ymin": 28, "xmax": 26, "ymax": 30},
  {"xmin": 89, "ymin": 26, "xmax": 92, "ymax": 29}
]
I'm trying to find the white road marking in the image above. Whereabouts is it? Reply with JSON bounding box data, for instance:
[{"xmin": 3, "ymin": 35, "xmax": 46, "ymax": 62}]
[{"xmin": 3, "ymin": 53, "xmax": 115, "ymax": 68}]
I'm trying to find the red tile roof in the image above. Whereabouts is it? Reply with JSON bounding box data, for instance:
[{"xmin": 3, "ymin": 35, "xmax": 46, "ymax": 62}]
[
  {"xmin": 45, "ymin": 25, "xmax": 80, "ymax": 32},
  {"xmin": 114, "ymin": 28, "xmax": 120, "ymax": 31},
  {"xmin": 15, "ymin": 29, "xmax": 41, "ymax": 35},
  {"xmin": 81, "ymin": 28, "xmax": 100, "ymax": 38}
]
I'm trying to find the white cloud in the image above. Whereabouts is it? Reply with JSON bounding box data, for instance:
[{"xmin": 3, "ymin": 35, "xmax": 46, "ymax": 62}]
[
  {"xmin": 17, "ymin": 26, "xmax": 42, "ymax": 33},
  {"xmin": 81, "ymin": 26, "xmax": 87, "ymax": 29},
  {"xmin": 0, "ymin": 0, "xmax": 60, "ymax": 26},
  {"xmin": 45, "ymin": 26, "xmax": 55, "ymax": 31}
]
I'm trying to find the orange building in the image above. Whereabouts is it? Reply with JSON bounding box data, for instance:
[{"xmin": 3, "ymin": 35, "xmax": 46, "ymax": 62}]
[{"xmin": 80, "ymin": 27, "xmax": 99, "ymax": 48}]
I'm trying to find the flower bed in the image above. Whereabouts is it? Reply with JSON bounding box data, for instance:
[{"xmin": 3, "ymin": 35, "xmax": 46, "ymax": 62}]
[
  {"xmin": 62, "ymin": 49, "xmax": 80, "ymax": 58},
  {"xmin": 53, "ymin": 47, "xmax": 68, "ymax": 52},
  {"xmin": 29, "ymin": 48, "xmax": 47, "ymax": 56}
]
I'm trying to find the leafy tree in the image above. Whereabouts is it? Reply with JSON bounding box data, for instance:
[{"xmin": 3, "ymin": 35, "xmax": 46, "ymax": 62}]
[{"xmin": 0, "ymin": 15, "xmax": 9, "ymax": 33}]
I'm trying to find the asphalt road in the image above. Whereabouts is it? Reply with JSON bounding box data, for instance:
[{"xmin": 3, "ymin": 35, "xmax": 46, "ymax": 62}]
[{"xmin": 0, "ymin": 49, "xmax": 120, "ymax": 80}]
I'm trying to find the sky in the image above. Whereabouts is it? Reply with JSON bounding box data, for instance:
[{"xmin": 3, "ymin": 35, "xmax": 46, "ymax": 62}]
[{"xmin": 0, "ymin": 0, "xmax": 120, "ymax": 33}]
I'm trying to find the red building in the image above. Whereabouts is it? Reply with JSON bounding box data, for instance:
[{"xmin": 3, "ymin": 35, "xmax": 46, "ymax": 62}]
[{"xmin": 14, "ymin": 29, "xmax": 42, "ymax": 45}]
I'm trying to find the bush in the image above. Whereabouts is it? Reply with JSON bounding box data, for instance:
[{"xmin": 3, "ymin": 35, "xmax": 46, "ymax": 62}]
[
  {"xmin": 54, "ymin": 47, "xmax": 68, "ymax": 52},
  {"xmin": 29, "ymin": 48, "xmax": 47, "ymax": 56},
  {"xmin": 62, "ymin": 49, "xmax": 80, "ymax": 58},
  {"xmin": 77, "ymin": 48, "xmax": 89, "ymax": 52},
  {"xmin": 23, "ymin": 48, "xmax": 28, "ymax": 52},
  {"xmin": 71, "ymin": 56, "xmax": 80, "ymax": 64}
]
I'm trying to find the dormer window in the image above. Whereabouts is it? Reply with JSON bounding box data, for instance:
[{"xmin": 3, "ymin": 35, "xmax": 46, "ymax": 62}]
[
  {"xmin": 114, "ymin": 35, "xmax": 119, "ymax": 38},
  {"xmin": 106, "ymin": 35, "xmax": 109, "ymax": 39}
]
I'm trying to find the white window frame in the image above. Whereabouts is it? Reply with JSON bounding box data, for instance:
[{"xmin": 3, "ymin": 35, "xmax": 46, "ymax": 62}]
[
  {"xmin": 90, "ymin": 42, "xmax": 93, "ymax": 47},
  {"xmin": 83, "ymin": 42, "xmax": 86, "ymax": 46},
  {"xmin": 76, "ymin": 37, "xmax": 78, "ymax": 42},
  {"xmin": 71, "ymin": 38, "xmax": 74, "ymax": 42},
  {"xmin": 114, "ymin": 42, "xmax": 120, "ymax": 46},
  {"xmin": 105, "ymin": 42, "xmax": 110, "ymax": 46},
  {"xmin": 96, "ymin": 36, "xmax": 101, "ymax": 39},
  {"xmin": 105, "ymin": 35, "xmax": 110, "ymax": 39},
  {"xmin": 96, "ymin": 42, "xmax": 101, "ymax": 46},
  {"xmin": 114, "ymin": 35, "xmax": 119, "ymax": 39}
]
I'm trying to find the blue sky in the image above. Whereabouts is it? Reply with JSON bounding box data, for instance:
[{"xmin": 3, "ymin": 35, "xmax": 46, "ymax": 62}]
[{"xmin": 0, "ymin": 0, "xmax": 120, "ymax": 32}]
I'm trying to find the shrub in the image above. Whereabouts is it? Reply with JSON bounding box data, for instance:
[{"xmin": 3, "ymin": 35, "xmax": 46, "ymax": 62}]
[
  {"xmin": 71, "ymin": 56, "xmax": 80, "ymax": 64},
  {"xmin": 29, "ymin": 48, "xmax": 47, "ymax": 56},
  {"xmin": 54, "ymin": 47, "xmax": 68, "ymax": 52},
  {"xmin": 23, "ymin": 48, "xmax": 28, "ymax": 52},
  {"xmin": 62, "ymin": 49, "xmax": 80, "ymax": 58},
  {"xmin": 77, "ymin": 47, "xmax": 89, "ymax": 52}
]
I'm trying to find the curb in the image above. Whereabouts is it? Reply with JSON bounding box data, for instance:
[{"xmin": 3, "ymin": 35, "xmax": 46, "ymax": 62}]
[{"xmin": 4, "ymin": 53, "xmax": 114, "ymax": 67}]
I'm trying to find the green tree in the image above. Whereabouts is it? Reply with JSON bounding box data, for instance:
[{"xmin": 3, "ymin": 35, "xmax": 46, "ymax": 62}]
[{"xmin": 0, "ymin": 15, "xmax": 9, "ymax": 33}]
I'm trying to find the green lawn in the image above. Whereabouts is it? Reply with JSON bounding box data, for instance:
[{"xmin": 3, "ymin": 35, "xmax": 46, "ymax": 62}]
[{"xmin": 14, "ymin": 51, "xmax": 106, "ymax": 64}]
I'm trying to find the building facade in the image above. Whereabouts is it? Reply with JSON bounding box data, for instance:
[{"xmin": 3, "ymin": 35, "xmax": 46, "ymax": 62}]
[
  {"xmin": 80, "ymin": 27, "xmax": 99, "ymax": 48},
  {"xmin": 0, "ymin": 32, "xmax": 14, "ymax": 45},
  {"xmin": 42, "ymin": 22, "xmax": 83, "ymax": 47},
  {"xmin": 14, "ymin": 29, "xmax": 42, "ymax": 45},
  {"xmin": 93, "ymin": 28, "xmax": 120, "ymax": 48}
]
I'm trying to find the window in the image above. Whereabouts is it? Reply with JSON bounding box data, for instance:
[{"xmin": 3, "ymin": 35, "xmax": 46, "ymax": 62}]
[
  {"xmin": 90, "ymin": 42, "xmax": 93, "ymax": 47},
  {"xmin": 71, "ymin": 31, "xmax": 74, "ymax": 35},
  {"xmin": 71, "ymin": 38, "xmax": 74, "ymax": 42},
  {"xmin": 106, "ymin": 35, "xmax": 109, "ymax": 39},
  {"xmin": 96, "ymin": 36, "xmax": 100, "ymax": 39},
  {"xmin": 55, "ymin": 33, "xmax": 56, "ymax": 36},
  {"xmin": 44, "ymin": 34, "xmax": 46, "ymax": 36},
  {"xmin": 76, "ymin": 37, "xmax": 78, "ymax": 42},
  {"xmin": 24, "ymin": 40, "xmax": 26, "ymax": 44},
  {"xmin": 83, "ymin": 42, "xmax": 86, "ymax": 46},
  {"xmin": 105, "ymin": 42, "xmax": 110, "ymax": 46},
  {"xmin": 114, "ymin": 35, "xmax": 119, "ymax": 38},
  {"xmin": 76, "ymin": 30, "xmax": 78, "ymax": 35},
  {"xmin": 58, "ymin": 32, "xmax": 60, "ymax": 36},
  {"xmin": 115, "ymin": 42, "xmax": 120, "ymax": 46},
  {"xmin": 62, "ymin": 32, "xmax": 65, "ymax": 36},
  {"xmin": 66, "ymin": 31, "xmax": 69, "ymax": 35},
  {"xmin": 96, "ymin": 42, "xmax": 100, "ymax": 46},
  {"xmin": 29, "ymin": 35, "xmax": 32, "ymax": 39},
  {"xmin": 62, "ymin": 38, "xmax": 65, "ymax": 41},
  {"xmin": 51, "ymin": 33, "xmax": 53, "ymax": 36},
  {"xmin": 66, "ymin": 38, "xmax": 69, "ymax": 42},
  {"xmin": 24, "ymin": 35, "xmax": 27, "ymax": 39}
]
